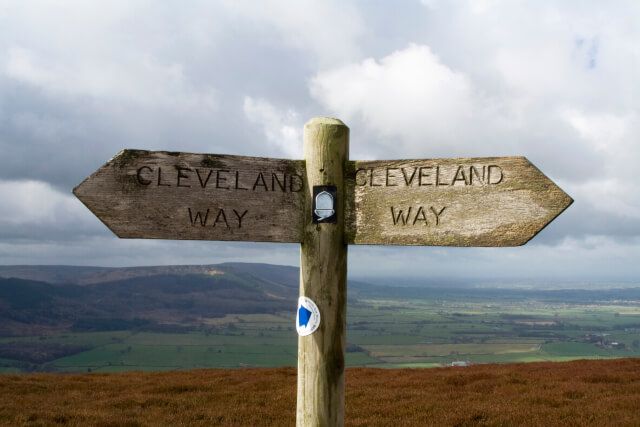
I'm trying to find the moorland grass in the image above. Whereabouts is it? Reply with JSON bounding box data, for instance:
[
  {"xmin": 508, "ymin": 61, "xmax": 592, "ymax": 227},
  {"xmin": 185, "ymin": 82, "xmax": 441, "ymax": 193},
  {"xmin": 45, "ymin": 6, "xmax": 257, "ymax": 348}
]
[{"xmin": 1, "ymin": 358, "xmax": 639, "ymax": 426}]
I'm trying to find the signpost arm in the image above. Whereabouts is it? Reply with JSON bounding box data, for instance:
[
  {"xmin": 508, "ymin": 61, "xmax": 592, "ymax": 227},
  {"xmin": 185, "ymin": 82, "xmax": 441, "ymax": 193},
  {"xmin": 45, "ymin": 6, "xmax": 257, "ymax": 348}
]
[{"xmin": 297, "ymin": 118, "xmax": 349, "ymax": 426}]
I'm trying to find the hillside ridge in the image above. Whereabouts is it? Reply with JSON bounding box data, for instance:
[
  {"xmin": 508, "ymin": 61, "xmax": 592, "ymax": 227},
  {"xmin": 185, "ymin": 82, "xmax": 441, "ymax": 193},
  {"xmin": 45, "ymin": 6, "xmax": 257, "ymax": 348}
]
[
  {"xmin": 0, "ymin": 263, "xmax": 301, "ymax": 338},
  {"xmin": 0, "ymin": 263, "xmax": 299, "ymax": 285}
]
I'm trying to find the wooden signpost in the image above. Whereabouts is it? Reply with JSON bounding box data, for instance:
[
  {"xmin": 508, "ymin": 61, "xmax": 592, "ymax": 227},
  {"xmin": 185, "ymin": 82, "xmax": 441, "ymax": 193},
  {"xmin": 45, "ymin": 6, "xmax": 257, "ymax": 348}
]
[
  {"xmin": 345, "ymin": 157, "xmax": 572, "ymax": 246},
  {"xmin": 73, "ymin": 150, "xmax": 306, "ymax": 243},
  {"xmin": 74, "ymin": 117, "xmax": 572, "ymax": 427}
]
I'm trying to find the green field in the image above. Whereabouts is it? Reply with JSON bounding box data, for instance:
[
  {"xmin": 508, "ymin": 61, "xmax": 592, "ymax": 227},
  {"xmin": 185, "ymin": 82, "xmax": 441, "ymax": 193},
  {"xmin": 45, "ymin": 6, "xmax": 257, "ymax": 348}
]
[{"xmin": 2, "ymin": 293, "xmax": 640, "ymax": 373}]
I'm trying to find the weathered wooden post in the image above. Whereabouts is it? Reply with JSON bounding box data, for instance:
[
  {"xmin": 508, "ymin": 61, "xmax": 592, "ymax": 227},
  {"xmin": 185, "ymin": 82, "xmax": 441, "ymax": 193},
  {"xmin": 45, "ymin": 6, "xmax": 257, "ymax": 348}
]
[
  {"xmin": 73, "ymin": 115, "xmax": 572, "ymax": 427},
  {"xmin": 297, "ymin": 118, "xmax": 349, "ymax": 426}
]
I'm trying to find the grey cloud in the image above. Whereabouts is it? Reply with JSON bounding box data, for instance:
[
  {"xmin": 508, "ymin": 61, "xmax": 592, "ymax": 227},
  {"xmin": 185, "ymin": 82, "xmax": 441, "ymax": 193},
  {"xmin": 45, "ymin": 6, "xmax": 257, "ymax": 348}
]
[
  {"xmin": 535, "ymin": 201, "xmax": 640, "ymax": 245},
  {"xmin": 0, "ymin": 237, "xmax": 299, "ymax": 269},
  {"xmin": 0, "ymin": 10, "xmax": 327, "ymax": 193},
  {"xmin": 1, "ymin": 1, "xmax": 638, "ymax": 283},
  {"xmin": 0, "ymin": 221, "xmax": 110, "ymax": 243}
]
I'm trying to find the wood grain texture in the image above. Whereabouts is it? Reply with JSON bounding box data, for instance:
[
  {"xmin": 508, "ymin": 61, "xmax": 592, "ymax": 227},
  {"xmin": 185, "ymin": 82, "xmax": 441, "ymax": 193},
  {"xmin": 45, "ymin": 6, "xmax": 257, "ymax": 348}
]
[
  {"xmin": 73, "ymin": 150, "xmax": 306, "ymax": 243},
  {"xmin": 74, "ymin": 153, "xmax": 572, "ymax": 247},
  {"xmin": 344, "ymin": 157, "xmax": 573, "ymax": 246},
  {"xmin": 297, "ymin": 118, "xmax": 349, "ymax": 427}
]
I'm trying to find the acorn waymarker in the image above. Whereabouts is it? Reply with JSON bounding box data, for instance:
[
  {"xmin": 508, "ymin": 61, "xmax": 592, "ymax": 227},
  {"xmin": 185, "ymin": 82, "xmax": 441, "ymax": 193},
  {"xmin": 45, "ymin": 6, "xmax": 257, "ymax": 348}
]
[{"xmin": 74, "ymin": 117, "xmax": 572, "ymax": 427}]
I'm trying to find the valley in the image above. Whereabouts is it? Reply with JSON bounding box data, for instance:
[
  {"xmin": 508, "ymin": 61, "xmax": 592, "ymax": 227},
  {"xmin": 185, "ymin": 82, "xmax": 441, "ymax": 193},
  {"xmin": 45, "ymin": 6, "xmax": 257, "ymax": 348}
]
[{"xmin": 1, "ymin": 263, "xmax": 639, "ymax": 373}]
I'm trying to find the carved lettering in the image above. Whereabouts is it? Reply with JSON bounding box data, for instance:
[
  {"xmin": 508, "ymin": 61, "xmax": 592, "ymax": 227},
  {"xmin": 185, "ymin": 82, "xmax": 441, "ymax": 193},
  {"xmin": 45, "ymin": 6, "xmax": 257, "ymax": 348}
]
[
  {"xmin": 401, "ymin": 167, "xmax": 417, "ymax": 186},
  {"xmin": 235, "ymin": 171, "xmax": 248, "ymax": 190},
  {"xmin": 272, "ymin": 172, "xmax": 286, "ymax": 192},
  {"xmin": 187, "ymin": 207, "xmax": 247, "ymax": 229},
  {"xmin": 233, "ymin": 209, "xmax": 248, "ymax": 228},
  {"xmin": 290, "ymin": 174, "xmax": 304, "ymax": 192},
  {"xmin": 353, "ymin": 164, "xmax": 504, "ymax": 187},
  {"xmin": 488, "ymin": 165, "xmax": 503, "ymax": 184},
  {"xmin": 188, "ymin": 208, "xmax": 210, "ymax": 226},
  {"xmin": 469, "ymin": 166, "xmax": 485, "ymax": 185},
  {"xmin": 386, "ymin": 168, "xmax": 399, "ymax": 187},
  {"xmin": 435, "ymin": 166, "xmax": 447, "ymax": 186},
  {"xmin": 391, "ymin": 206, "xmax": 446, "ymax": 226},
  {"xmin": 391, "ymin": 206, "xmax": 412, "ymax": 225},
  {"xmin": 412, "ymin": 206, "xmax": 428, "ymax": 225},
  {"xmin": 370, "ymin": 168, "xmax": 382, "ymax": 187},
  {"xmin": 216, "ymin": 170, "xmax": 230, "ymax": 189},
  {"xmin": 213, "ymin": 209, "xmax": 229, "ymax": 228},
  {"xmin": 419, "ymin": 167, "xmax": 433, "ymax": 186},
  {"xmin": 430, "ymin": 206, "xmax": 446, "ymax": 225},
  {"xmin": 176, "ymin": 167, "xmax": 191, "ymax": 188},
  {"xmin": 355, "ymin": 169, "xmax": 368, "ymax": 186},
  {"xmin": 189, "ymin": 168, "xmax": 305, "ymax": 191},
  {"xmin": 196, "ymin": 169, "xmax": 214, "ymax": 188},
  {"xmin": 157, "ymin": 167, "xmax": 171, "ymax": 187},
  {"xmin": 136, "ymin": 166, "xmax": 152, "ymax": 185},
  {"xmin": 148, "ymin": 163, "xmax": 505, "ymax": 191},
  {"xmin": 253, "ymin": 173, "xmax": 268, "ymax": 191},
  {"xmin": 451, "ymin": 165, "xmax": 468, "ymax": 186}
]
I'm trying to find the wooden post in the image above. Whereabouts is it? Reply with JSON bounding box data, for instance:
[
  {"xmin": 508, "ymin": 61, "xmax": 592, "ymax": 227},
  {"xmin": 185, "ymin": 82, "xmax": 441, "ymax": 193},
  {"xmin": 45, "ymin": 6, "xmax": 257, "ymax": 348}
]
[
  {"xmin": 297, "ymin": 118, "xmax": 349, "ymax": 426},
  {"xmin": 73, "ymin": 116, "xmax": 572, "ymax": 427}
]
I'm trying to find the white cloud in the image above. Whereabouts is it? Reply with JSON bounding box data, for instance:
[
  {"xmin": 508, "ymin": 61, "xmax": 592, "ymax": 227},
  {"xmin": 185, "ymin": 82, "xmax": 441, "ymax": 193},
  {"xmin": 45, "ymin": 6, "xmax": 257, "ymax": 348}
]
[
  {"xmin": 416, "ymin": 0, "xmax": 639, "ymax": 112},
  {"xmin": 309, "ymin": 28, "xmax": 639, "ymax": 247},
  {"xmin": 564, "ymin": 110, "xmax": 634, "ymax": 155},
  {"xmin": 0, "ymin": 1, "xmax": 638, "ymax": 281},
  {"xmin": 219, "ymin": 0, "xmax": 365, "ymax": 67},
  {"xmin": 1, "ymin": 2, "xmax": 221, "ymax": 114},
  {"xmin": 562, "ymin": 110, "xmax": 640, "ymax": 220},
  {"xmin": 310, "ymin": 44, "xmax": 479, "ymax": 156},
  {"xmin": 4, "ymin": 45, "xmax": 217, "ymax": 113},
  {"xmin": 0, "ymin": 180, "xmax": 77, "ymax": 224},
  {"xmin": 243, "ymin": 96, "xmax": 302, "ymax": 158},
  {"xmin": 0, "ymin": 180, "xmax": 100, "ymax": 240},
  {"xmin": 309, "ymin": 43, "xmax": 537, "ymax": 161}
]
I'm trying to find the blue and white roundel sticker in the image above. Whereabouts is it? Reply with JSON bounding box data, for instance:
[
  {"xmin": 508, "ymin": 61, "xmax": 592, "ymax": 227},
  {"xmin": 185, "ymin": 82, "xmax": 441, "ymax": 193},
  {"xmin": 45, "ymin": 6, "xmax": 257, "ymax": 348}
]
[{"xmin": 296, "ymin": 296, "xmax": 321, "ymax": 336}]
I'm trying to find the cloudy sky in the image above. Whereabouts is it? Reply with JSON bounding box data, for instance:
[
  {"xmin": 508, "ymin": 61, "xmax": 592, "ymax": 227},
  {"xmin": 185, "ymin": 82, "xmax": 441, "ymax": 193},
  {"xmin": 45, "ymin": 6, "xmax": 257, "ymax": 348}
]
[{"xmin": 1, "ymin": 1, "xmax": 638, "ymax": 283}]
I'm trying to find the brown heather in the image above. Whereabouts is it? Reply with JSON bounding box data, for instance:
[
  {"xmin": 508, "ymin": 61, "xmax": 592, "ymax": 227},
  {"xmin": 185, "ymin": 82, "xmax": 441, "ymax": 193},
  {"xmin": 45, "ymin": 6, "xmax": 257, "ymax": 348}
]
[{"xmin": 1, "ymin": 359, "xmax": 640, "ymax": 426}]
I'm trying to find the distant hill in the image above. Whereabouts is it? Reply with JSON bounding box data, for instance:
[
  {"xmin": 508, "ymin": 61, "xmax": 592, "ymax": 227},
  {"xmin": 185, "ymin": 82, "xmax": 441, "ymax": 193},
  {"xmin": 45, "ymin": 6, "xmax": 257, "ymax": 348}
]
[
  {"xmin": 6, "ymin": 262, "xmax": 637, "ymax": 340},
  {"xmin": 0, "ymin": 263, "xmax": 299, "ymax": 287},
  {"xmin": 0, "ymin": 263, "xmax": 302, "ymax": 336}
]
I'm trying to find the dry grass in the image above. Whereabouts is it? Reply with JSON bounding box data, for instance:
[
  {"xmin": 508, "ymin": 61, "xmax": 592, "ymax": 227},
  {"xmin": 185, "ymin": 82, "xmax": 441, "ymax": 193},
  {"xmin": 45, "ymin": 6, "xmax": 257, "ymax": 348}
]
[{"xmin": 1, "ymin": 359, "xmax": 640, "ymax": 426}]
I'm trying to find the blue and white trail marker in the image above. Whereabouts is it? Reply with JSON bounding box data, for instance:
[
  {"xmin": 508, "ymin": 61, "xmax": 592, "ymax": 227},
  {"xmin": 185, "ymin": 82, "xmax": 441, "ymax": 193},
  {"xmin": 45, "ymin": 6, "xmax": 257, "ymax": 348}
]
[{"xmin": 296, "ymin": 296, "xmax": 321, "ymax": 336}]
